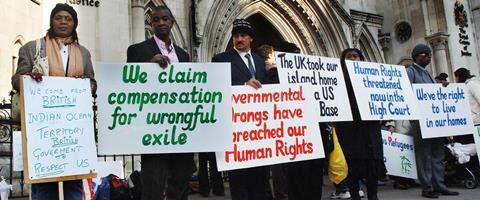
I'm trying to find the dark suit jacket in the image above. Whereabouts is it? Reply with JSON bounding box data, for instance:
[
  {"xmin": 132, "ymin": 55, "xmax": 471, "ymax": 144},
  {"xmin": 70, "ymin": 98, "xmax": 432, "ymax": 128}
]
[
  {"xmin": 125, "ymin": 38, "xmax": 194, "ymax": 200},
  {"xmin": 212, "ymin": 49, "xmax": 267, "ymax": 85},
  {"xmin": 127, "ymin": 38, "xmax": 190, "ymax": 62}
]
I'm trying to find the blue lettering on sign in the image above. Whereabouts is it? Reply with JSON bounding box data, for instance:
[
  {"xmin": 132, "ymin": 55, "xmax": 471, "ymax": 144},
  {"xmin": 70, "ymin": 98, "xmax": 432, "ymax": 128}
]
[
  {"xmin": 369, "ymin": 101, "xmax": 386, "ymax": 119},
  {"xmin": 384, "ymin": 135, "xmax": 414, "ymax": 152},
  {"xmin": 388, "ymin": 102, "xmax": 411, "ymax": 116}
]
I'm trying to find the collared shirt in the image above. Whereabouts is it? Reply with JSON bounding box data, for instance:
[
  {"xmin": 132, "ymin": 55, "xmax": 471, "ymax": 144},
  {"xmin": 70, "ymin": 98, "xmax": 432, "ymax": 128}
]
[
  {"xmin": 234, "ymin": 47, "xmax": 256, "ymax": 74},
  {"xmin": 60, "ymin": 45, "xmax": 69, "ymax": 71},
  {"xmin": 153, "ymin": 35, "xmax": 179, "ymax": 63}
]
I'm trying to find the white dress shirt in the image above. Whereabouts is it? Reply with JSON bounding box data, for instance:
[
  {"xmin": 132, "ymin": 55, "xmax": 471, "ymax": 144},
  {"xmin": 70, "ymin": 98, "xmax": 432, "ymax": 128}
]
[
  {"xmin": 60, "ymin": 45, "xmax": 69, "ymax": 72},
  {"xmin": 234, "ymin": 47, "xmax": 256, "ymax": 74}
]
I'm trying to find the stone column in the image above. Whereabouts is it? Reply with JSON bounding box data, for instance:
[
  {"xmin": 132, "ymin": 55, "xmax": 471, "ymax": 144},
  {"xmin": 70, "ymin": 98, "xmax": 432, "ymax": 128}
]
[
  {"xmin": 470, "ymin": 0, "xmax": 480, "ymax": 67},
  {"xmin": 378, "ymin": 31, "xmax": 391, "ymax": 63},
  {"xmin": 131, "ymin": 0, "xmax": 145, "ymax": 44},
  {"xmin": 420, "ymin": 0, "xmax": 432, "ymax": 35},
  {"xmin": 426, "ymin": 32, "xmax": 450, "ymax": 78}
]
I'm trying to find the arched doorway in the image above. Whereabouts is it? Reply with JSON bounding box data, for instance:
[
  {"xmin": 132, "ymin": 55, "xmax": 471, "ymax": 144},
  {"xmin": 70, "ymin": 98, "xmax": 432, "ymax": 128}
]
[
  {"xmin": 225, "ymin": 13, "xmax": 285, "ymax": 52},
  {"xmin": 198, "ymin": 0, "xmax": 353, "ymax": 62}
]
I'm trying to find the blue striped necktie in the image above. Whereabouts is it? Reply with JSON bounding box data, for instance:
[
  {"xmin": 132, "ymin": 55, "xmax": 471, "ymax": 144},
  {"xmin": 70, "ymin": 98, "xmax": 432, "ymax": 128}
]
[{"xmin": 245, "ymin": 53, "xmax": 255, "ymax": 78}]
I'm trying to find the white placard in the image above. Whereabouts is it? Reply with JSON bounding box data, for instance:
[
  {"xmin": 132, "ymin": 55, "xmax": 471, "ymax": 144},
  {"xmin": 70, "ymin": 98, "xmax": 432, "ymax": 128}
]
[
  {"xmin": 216, "ymin": 84, "xmax": 325, "ymax": 171},
  {"xmin": 275, "ymin": 52, "xmax": 352, "ymax": 121},
  {"xmin": 21, "ymin": 76, "xmax": 97, "ymax": 181},
  {"xmin": 345, "ymin": 61, "xmax": 420, "ymax": 120},
  {"xmin": 381, "ymin": 130, "xmax": 417, "ymax": 179},
  {"xmin": 12, "ymin": 131, "xmax": 23, "ymax": 171},
  {"xmin": 96, "ymin": 63, "xmax": 232, "ymax": 154},
  {"xmin": 413, "ymin": 84, "xmax": 477, "ymax": 138}
]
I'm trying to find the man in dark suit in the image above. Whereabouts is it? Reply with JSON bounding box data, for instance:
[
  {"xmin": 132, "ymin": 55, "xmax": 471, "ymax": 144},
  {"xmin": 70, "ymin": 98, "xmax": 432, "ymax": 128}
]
[
  {"xmin": 212, "ymin": 18, "xmax": 267, "ymax": 200},
  {"xmin": 126, "ymin": 6, "xmax": 194, "ymax": 200}
]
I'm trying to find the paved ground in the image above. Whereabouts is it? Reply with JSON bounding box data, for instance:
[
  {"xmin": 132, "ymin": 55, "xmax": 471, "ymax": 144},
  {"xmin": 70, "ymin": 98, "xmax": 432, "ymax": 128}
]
[
  {"xmin": 9, "ymin": 177, "xmax": 480, "ymax": 200},
  {"xmin": 186, "ymin": 181, "xmax": 480, "ymax": 200},
  {"xmin": 186, "ymin": 177, "xmax": 480, "ymax": 200}
]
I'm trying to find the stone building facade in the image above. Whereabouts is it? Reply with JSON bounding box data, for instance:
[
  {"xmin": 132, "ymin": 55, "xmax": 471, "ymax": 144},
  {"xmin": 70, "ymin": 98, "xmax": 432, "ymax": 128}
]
[
  {"xmin": 1, "ymin": 0, "xmax": 479, "ymax": 101},
  {"xmin": 0, "ymin": 0, "xmax": 479, "ymax": 196}
]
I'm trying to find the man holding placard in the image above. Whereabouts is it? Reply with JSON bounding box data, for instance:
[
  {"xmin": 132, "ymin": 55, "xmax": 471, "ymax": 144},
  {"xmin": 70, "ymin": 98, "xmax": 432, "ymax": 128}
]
[
  {"xmin": 126, "ymin": 5, "xmax": 194, "ymax": 200},
  {"xmin": 406, "ymin": 44, "xmax": 458, "ymax": 198},
  {"xmin": 212, "ymin": 18, "xmax": 268, "ymax": 200}
]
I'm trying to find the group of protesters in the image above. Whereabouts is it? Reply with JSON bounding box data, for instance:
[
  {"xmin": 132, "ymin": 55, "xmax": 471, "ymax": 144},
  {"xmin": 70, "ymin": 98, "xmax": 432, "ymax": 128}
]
[{"xmin": 12, "ymin": 3, "xmax": 480, "ymax": 200}]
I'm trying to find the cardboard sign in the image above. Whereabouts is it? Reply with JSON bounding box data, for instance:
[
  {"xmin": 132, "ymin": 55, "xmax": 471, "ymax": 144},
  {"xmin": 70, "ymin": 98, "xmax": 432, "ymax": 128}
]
[
  {"xmin": 413, "ymin": 84, "xmax": 477, "ymax": 138},
  {"xmin": 381, "ymin": 130, "xmax": 417, "ymax": 179},
  {"xmin": 20, "ymin": 76, "xmax": 97, "ymax": 183},
  {"xmin": 96, "ymin": 63, "xmax": 232, "ymax": 154},
  {"xmin": 275, "ymin": 52, "xmax": 352, "ymax": 121},
  {"xmin": 345, "ymin": 61, "xmax": 420, "ymax": 120},
  {"xmin": 216, "ymin": 84, "xmax": 325, "ymax": 171}
]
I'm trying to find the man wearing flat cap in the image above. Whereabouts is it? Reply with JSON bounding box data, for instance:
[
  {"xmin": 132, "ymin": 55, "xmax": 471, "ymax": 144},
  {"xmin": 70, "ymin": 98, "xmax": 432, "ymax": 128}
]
[
  {"xmin": 407, "ymin": 44, "xmax": 459, "ymax": 198},
  {"xmin": 212, "ymin": 18, "xmax": 267, "ymax": 200}
]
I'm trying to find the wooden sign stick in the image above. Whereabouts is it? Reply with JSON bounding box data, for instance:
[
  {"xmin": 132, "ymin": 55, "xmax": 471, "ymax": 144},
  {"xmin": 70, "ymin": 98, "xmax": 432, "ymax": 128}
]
[{"xmin": 58, "ymin": 181, "xmax": 64, "ymax": 200}]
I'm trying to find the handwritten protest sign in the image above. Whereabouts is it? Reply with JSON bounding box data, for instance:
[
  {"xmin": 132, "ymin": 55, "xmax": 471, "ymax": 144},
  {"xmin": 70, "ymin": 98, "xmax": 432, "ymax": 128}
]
[
  {"xmin": 96, "ymin": 63, "xmax": 232, "ymax": 154},
  {"xmin": 345, "ymin": 61, "xmax": 420, "ymax": 120},
  {"xmin": 20, "ymin": 76, "xmax": 97, "ymax": 183},
  {"xmin": 381, "ymin": 130, "xmax": 417, "ymax": 179},
  {"xmin": 275, "ymin": 52, "xmax": 352, "ymax": 121},
  {"xmin": 216, "ymin": 84, "xmax": 324, "ymax": 171},
  {"xmin": 413, "ymin": 84, "xmax": 477, "ymax": 138}
]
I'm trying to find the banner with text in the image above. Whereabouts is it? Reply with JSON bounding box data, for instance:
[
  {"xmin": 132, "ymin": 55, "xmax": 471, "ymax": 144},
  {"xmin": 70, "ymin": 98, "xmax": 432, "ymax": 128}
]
[
  {"xmin": 21, "ymin": 76, "xmax": 97, "ymax": 182},
  {"xmin": 345, "ymin": 61, "xmax": 420, "ymax": 120},
  {"xmin": 413, "ymin": 84, "xmax": 477, "ymax": 138},
  {"xmin": 275, "ymin": 52, "xmax": 352, "ymax": 121},
  {"xmin": 381, "ymin": 130, "xmax": 417, "ymax": 179},
  {"xmin": 96, "ymin": 63, "xmax": 232, "ymax": 154},
  {"xmin": 216, "ymin": 84, "xmax": 324, "ymax": 171}
]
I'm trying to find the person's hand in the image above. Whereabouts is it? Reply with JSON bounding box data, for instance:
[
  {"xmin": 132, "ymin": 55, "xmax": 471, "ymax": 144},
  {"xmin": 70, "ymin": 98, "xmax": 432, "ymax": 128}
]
[
  {"xmin": 150, "ymin": 54, "xmax": 170, "ymax": 69},
  {"xmin": 26, "ymin": 71, "xmax": 43, "ymax": 82},
  {"xmin": 387, "ymin": 126, "xmax": 395, "ymax": 132},
  {"xmin": 246, "ymin": 78, "xmax": 262, "ymax": 89}
]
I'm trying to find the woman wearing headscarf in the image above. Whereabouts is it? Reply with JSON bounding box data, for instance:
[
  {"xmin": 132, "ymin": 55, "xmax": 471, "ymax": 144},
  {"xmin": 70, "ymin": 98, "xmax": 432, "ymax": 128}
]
[
  {"xmin": 11, "ymin": 3, "xmax": 96, "ymax": 200},
  {"xmin": 335, "ymin": 48, "xmax": 386, "ymax": 200}
]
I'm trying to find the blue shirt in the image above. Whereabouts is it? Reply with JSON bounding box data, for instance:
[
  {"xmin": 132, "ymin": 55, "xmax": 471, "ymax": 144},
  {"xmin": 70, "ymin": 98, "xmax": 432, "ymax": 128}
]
[{"xmin": 406, "ymin": 63, "xmax": 435, "ymax": 84}]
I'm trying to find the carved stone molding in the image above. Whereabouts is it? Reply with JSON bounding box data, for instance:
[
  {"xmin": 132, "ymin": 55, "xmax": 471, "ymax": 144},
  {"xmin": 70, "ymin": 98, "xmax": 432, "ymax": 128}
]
[
  {"xmin": 350, "ymin": 9, "xmax": 384, "ymax": 28},
  {"xmin": 378, "ymin": 31, "xmax": 391, "ymax": 51},
  {"xmin": 426, "ymin": 32, "xmax": 450, "ymax": 51}
]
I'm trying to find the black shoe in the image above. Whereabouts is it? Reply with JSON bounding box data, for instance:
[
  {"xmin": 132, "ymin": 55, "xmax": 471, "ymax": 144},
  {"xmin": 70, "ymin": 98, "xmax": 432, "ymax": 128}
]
[
  {"xmin": 393, "ymin": 182, "xmax": 409, "ymax": 190},
  {"xmin": 434, "ymin": 190, "xmax": 459, "ymax": 196},
  {"xmin": 199, "ymin": 192, "xmax": 209, "ymax": 197},
  {"xmin": 421, "ymin": 191, "xmax": 438, "ymax": 198},
  {"xmin": 213, "ymin": 192, "xmax": 225, "ymax": 196}
]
